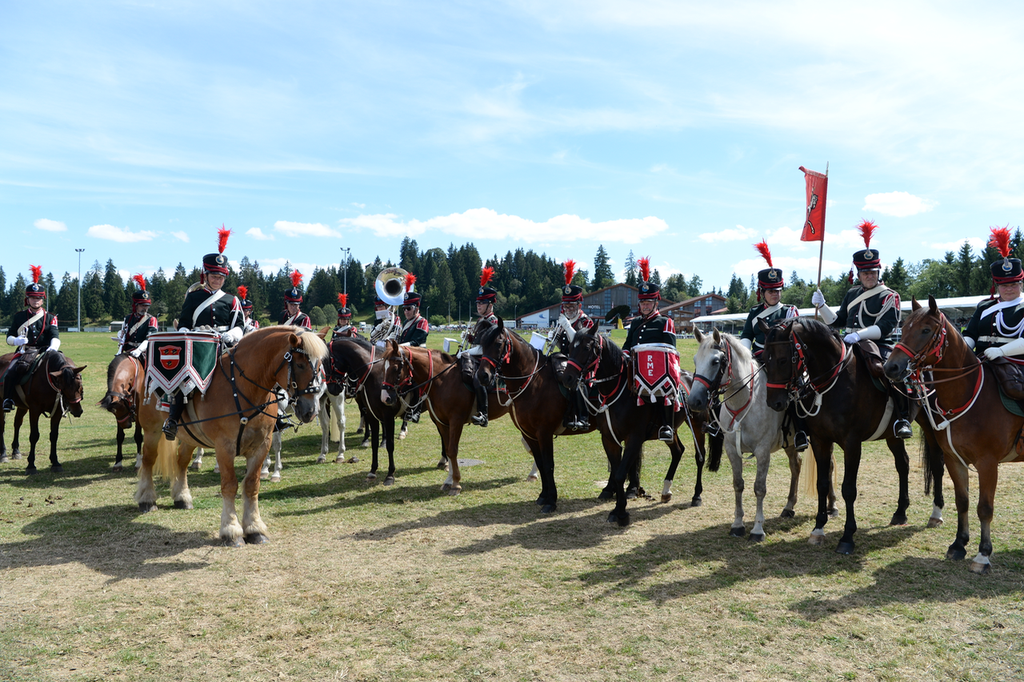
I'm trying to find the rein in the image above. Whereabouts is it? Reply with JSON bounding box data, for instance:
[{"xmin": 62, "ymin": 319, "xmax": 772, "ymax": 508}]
[{"xmin": 487, "ymin": 330, "xmax": 544, "ymax": 405}]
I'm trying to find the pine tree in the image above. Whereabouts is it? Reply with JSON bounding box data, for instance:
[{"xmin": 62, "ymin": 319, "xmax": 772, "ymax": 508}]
[
  {"xmin": 623, "ymin": 251, "xmax": 638, "ymax": 287},
  {"xmin": 592, "ymin": 245, "xmax": 615, "ymax": 290}
]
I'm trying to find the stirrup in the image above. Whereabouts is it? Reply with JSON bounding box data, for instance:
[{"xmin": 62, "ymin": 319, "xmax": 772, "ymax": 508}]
[
  {"xmin": 894, "ymin": 419, "xmax": 913, "ymax": 439},
  {"xmin": 471, "ymin": 412, "xmax": 488, "ymax": 427},
  {"xmin": 658, "ymin": 426, "xmax": 674, "ymax": 442},
  {"xmin": 407, "ymin": 409, "xmax": 420, "ymax": 424},
  {"xmin": 704, "ymin": 421, "xmax": 721, "ymax": 437},
  {"xmin": 2, "ymin": 398, "xmax": 14, "ymax": 413},
  {"xmin": 794, "ymin": 431, "xmax": 809, "ymax": 452},
  {"xmin": 162, "ymin": 418, "xmax": 178, "ymax": 441}
]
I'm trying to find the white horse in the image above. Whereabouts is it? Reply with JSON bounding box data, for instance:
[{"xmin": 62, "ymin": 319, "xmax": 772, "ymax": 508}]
[{"xmin": 686, "ymin": 328, "xmax": 813, "ymax": 541}]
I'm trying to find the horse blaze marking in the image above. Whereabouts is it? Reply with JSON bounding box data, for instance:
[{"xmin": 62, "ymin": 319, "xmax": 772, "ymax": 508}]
[{"xmin": 160, "ymin": 347, "xmax": 181, "ymax": 370}]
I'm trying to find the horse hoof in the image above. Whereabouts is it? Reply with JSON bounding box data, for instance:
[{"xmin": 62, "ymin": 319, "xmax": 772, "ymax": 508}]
[
  {"xmin": 607, "ymin": 511, "xmax": 630, "ymax": 526},
  {"xmin": 440, "ymin": 482, "xmax": 452, "ymax": 492},
  {"xmin": 26, "ymin": 466, "xmax": 38, "ymax": 475},
  {"xmin": 224, "ymin": 536, "xmax": 246, "ymax": 548},
  {"xmin": 436, "ymin": 457, "xmax": 448, "ymax": 470},
  {"xmin": 112, "ymin": 463, "xmax": 123, "ymax": 473},
  {"xmin": 50, "ymin": 464, "xmax": 63, "ymax": 473},
  {"xmin": 271, "ymin": 474, "xmax": 281, "ymax": 483},
  {"xmin": 835, "ymin": 541, "xmax": 855, "ymax": 555},
  {"xmin": 399, "ymin": 430, "xmax": 407, "ymax": 440},
  {"xmin": 173, "ymin": 499, "xmax": 193, "ymax": 510},
  {"xmin": 661, "ymin": 494, "xmax": 673, "ymax": 504},
  {"xmin": 889, "ymin": 514, "xmax": 908, "ymax": 526},
  {"xmin": 689, "ymin": 496, "xmax": 701, "ymax": 507},
  {"xmin": 808, "ymin": 533, "xmax": 826, "ymax": 546},
  {"xmin": 138, "ymin": 502, "xmax": 158, "ymax": 512},
  {"xmin": 346, "ymin": 456, "xmax": 359, "ymax": 464},
  {"xmin": 259, "ymin": 472, "xmax": 270, "ymax": 481},
  {"xmin": 12, "ymin": 452, "xmax": 22, "ymax": 460},
  {"xmin": 779, "ymin": 508, "xmax": 795, "ymax": 519},
  {"xmin": 970, "ymin": 561, "xmax": 991, "ymax": 575},
  {"xmin": 0, "ymin": 455, "xmax": 7, "ymax": 464},
  {"xmin": 447, "ymin": 486, "xmax": 461, "ymax": 497},
  {"xmin": 189, "ymin": 462, "xmax": 200, "ymax": 471},
  {"xmin": 359, "ymin": 439, "xmax": 370, "ymax": 449},
  {"xmin": 729, "ymin": 526, "xmax": 745, "ymax": 538},
  {"xmin": 244, "ymin": 533, "xmax": 269, "ymax": 545},
  {"xmin": 626, "ymin": 488, "xmax": 638, "ymax": 500},
  {"xmin": 946, "ymin": 547, "xmax": 967, "ymax": 561},
  {"xmin": 927, "ymin": 517, "xmax": 944, "ymax": 529},
  {"xmin": 526, "ymin": 473, "xmax": 538, "ymax": 482},
  {"xmin": 383, "ymin": 476, "xmax": 395, "ymax": 486},
  {"xmin": 540, "ymin": 504, "xmax": 557, "ymax": 514},
  {"xmin": 366, "ymin": 473, "xmax": 377, "ymax": 482},
  {"xmin": 749, "ymin": 532, "xmax": 765, "ymax": 543},
  {"xmin": 597, "ymin": 490, "xmax": 614, "ymax": 501},
  {"xmin": 316, "ymin": 455, "xmax": 327, "ymax": 464}
]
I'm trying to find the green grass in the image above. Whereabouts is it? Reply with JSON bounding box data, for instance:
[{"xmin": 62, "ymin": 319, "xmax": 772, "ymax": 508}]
[{"xmin": 0, "ymin": 331, "xmax": 1023, "ymax": 681}]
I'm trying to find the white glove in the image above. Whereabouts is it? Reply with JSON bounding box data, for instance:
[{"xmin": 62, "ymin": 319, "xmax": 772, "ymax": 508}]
[
  {"xmin": 811, "ymin": 289, "xmax": 827, "ymax": 308},
  {"xmin": 557, "ymin": 315, "xmax": 576, "ymax": 344},
  {"xmin": 48, "ymin": 338, "xmax": 61, "ymax": 353},
  {"xmin": 844, "ymin": 332, "xmax": 861, "ymax": 344},
  {"xmin": 221, "ymin": 327, "xmax": 243, "ymax": 347},
  {"xmin": 983, "ymin": 346, "xmax": 1003, "ymax": 360},
  {"xmin": 7, "ymin": 336, "xmax": 27, "ymax": 347},
  {"xmin": 130, "ymin": 347, "xmax": 144, "ymax": 358}
]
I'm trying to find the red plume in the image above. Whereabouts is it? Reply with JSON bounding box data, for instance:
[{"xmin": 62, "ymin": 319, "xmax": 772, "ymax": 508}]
[
  {"xmin": 217, "ymin": 224, "xmax": 231, "ymax": 254},
  {"xmin": 337, "ymin": 293, "xmax": 348, "ymax": 308},
  {"xmin": 637, "ymin": 257, "xmax": 651, "ymax": 283},
  {"xmin": 132, "ymin": 273, "xmax": 147, "ymax": 291},
  {"xmin": 563, "ymin": 259, "xmax": 576, "ymax": 286},
  {"xmin": 480, "ymin": 267, "xmax": 494, "ymax": 287},
  {"xmin": 290, "ymin": 270, "xmax": 303, "ymax": 288},
  {"xmin": 989, "ymin": 226, "xmax": 1012, "ymax": 258},
  {"xmin": 405, "ymin": 272, "xmax": 417, "ymax": 293},
  {"xmin": 848, "ymin": 268, "xmax": 855, "ymax": 285},
  {"xmin": 237, "ymin": 285, "xmax": 248, "ymax": 300},
  {"xmin": 857, "ymin": 220, "xmax": 878, "ymax": 249},
  {"xmin": 30, "ymin": 265, "xmax": 42, "ymax": 284},
  {"xmin": 754, "ymin": 241, "xmax": 773, "ymax": 267}
]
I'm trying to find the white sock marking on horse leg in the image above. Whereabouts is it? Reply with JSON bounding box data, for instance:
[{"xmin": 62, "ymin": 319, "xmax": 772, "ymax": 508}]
[
  {"xmin": 931, "ymin": 504, "xmax": 943, "ymax": 522},
  {"xmin": 661, "ymin": 480, "xmax": 672, "ymax": 498},
  {"xmin": 972, "ymin": 553, "xmax": 990, "ymax": 566}
]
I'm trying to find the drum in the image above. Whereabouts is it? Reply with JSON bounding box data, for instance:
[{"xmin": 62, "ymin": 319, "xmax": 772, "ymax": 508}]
[
  {"xmin": 631, "ymin": 343, "xmax": 681, "ymax": 404},
  {"xmin": 145, "ymin": 331, "xmax": 221, "ymax": 399}
]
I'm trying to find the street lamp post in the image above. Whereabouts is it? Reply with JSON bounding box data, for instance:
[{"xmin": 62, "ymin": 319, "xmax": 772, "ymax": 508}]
[
  {"xmin": 340, "ymin": 247, "xmax": 351, "ymax": 296},
  {"xmin": 75, "ymin": 248, "xmax": 84, "ymax": 332}
]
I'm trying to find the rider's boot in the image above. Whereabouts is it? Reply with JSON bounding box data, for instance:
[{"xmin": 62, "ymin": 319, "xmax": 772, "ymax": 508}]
[
  {"xmin": 471, "ymin": 383, "xmax": 488, "ymax": 427},
  {"xmin": 789, "ymin": 406, "xmax": 809, "ymax": 452},
  {"xmin": 2, "ymin": 364, "xmax": 18, "ymax": 412},
  {"xmin": 162, "ymin": 393, "xmax": 185, "ymax": 441},
  {"xmin": 658, "ymin": 403, "xmax": 675, "ymax": 442},
  {"xmin": 894, "ymin": 394, "xmax": 913, "ymax": 439}
]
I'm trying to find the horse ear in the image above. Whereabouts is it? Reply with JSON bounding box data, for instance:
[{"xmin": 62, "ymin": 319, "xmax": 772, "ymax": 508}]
[
  {"xmin": 318, "ymin": 326, "xmax": 329, "ymax": 340},
  {"xmin": 387, "ymin": 339, "xmax": 398, "ymax": 354},
  {"xmin": 73, "ymin": 365, "xmax": 86, "ymax": 374},
  {"xmin": 712, "ymin": 328, "xmax": 721, "ymax": 345},
  {"xmin": 694, "ymin": 328, "xmax": 704, "ymax": 343},
  {"xmin": 911, "ymin": 297, "xmax": 921, "ymax": 311},
  {"xmin": 928, "ymin": 295, "xmax": 938, "ymax": 315},
  {"xmin": 757, "ymin": 319, "xmax": 771, "ymax": 335},
  {"xmin": 50, "ymin": 371, "xmax": 62, "ymax": 379}
]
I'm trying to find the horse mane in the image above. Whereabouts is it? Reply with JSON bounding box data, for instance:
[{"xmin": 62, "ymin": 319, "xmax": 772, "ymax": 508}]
[
  {"xmin": 292, "ymin": 326, "xmax": 328, "ymax": 359},
  {"xmin": 106, "ymin": 353, "xmax": 130, "ymax": 389},
  {"xmin": 719, "ymin": 331, "xmax": 753, "ymax": 365},
  {"xmin": 792, "ymin": 317, "xmax": 843, "ymax": 345}
]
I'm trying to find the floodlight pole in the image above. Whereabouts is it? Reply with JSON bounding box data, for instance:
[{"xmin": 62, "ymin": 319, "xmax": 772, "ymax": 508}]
[
  {"xmin": 340, "ymin": 247, "xmax": 351, "ymax": 295},
  {"xmin": 75, "ymin": 248, "xmax": 84, "ymax": 332}
]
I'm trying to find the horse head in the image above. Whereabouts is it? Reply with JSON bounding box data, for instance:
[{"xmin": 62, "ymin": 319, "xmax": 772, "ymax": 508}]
[
  {"xmin": 381, "ymin": 340, "xmax": 413, "ymax": 408},
  {"xmin": 475, "ymin": 316, "xmax": 511, "ymax": 388},
  {"xmin": 276, "ymin": 328, "xmax": 328, "ymax": 424},
  {"xmin": 884, "ymin": 295, "xmax": 946, "ymax": 381},
  {"xmin": 687, "ymin": 327, "xmax": 728, "ymax": 412},
  {"xmin": 563, "ymin": 328, "xmax": 603, "ymax": 390},
  {"xmin": 100, "ymin": 353, "xmax": 138, "ymax": 427},
  {"xmin": 760, "ymin": 319, "xmax": 798, "ymax": 412},
  {"xmin": 50, "ymin": 354, "xmax": 87, "ymax": 418}
]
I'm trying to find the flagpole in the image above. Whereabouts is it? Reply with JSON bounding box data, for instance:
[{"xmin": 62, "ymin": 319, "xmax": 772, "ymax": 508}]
[{"xmin": 816, "ymin": 163, "xmax": 828, "ymax": 292}]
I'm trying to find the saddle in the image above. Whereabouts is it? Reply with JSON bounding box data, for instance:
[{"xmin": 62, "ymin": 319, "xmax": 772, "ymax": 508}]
[
  {"xmin": 853, "ymin": 340, "xmax": 887, "ymax": 380},
  {"xmin": 989, "ymin": 356, "xmax": 1024, "ymax": 400}
]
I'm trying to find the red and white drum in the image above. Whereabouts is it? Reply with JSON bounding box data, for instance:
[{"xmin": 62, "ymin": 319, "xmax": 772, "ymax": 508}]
[
  {"xmin": 145, "ymin": 331, "xmax": 221, "ymax": 400},
  {"xmin": 632, "ymin": 343, "xmax": 681, "ymax": 405}
]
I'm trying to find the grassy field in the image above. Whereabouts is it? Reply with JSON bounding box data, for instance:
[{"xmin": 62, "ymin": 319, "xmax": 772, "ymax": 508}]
[{"xmin": 1, "ymin": 330, "xmax": 1023, "ymax": 681}]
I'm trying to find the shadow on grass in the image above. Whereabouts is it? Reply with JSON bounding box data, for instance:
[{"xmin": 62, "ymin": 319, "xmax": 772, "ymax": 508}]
[{"xmin": 0, "ymin": 504, "xmax": 215, "ymax": 582}]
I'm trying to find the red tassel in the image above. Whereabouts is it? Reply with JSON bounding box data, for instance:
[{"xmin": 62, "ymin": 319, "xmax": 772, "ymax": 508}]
[
  {"xmin": 337, "ymin": 293, "xmax": 348, "ymax": 308},
  {"xmin": 637, "ymin": 257, "xmax": 651, "ymax": 283},
  {"xmin": 991, "ymin": 284, "xmax": 997, "ymax": 300},
  {"xmin": 848, "ymin": 268, "xmax": 854, "ymax": 285},
  {"xmin": 290, "ymin": 270, "xmax": 303, "ymax": 288},
  {"xmin": 132, "ymin": 273, "xmax": 147, "ymax": 291},
  {"xmin": 237, "ymin": 285, "xmax": 248, "ymax": 300},
  {"xmin": 989, "ymin": 226, "xmax": 1012, "ymax": 258},
  {"xmin": 480, "ymin": 267, "xmax": 495, "ymax": 287},
  {"xmin": 754, "ymin": 241, "xmax": 773, "ymax": 267},
  {"xmin": 217, "ymin": 225, "xmax": 231, "ymax": 254},
  {"xmin": 857, "ymin": 220, "xmax": 878, "ymax": 249},
  {"xmin": 29, "ymin": 265, "xmax": 42, "ymax": 284},
  {"xmin": 405, "ymin": 272, "xmax": 417, "ymax": 293},
  {"xmin": 563, "ymin": 259, "xmax": 576, "ymax": 286},
  {"xmin": 756, "ymin": 289, "xmax": 762, "ymax": 303}
]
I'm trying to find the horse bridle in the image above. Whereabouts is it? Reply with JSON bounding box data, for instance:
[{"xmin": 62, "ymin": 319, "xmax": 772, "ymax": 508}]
[
  {"xmin": 892, "ymin": 312, "xmax": 949, "ymax": 371},
  {"xmin": 765, "ymin": 324, "xmax": 849, "ymax": 400},
  {"xmin": 108, "ymin": 355, "xmax": 142, "ymax": 427}
]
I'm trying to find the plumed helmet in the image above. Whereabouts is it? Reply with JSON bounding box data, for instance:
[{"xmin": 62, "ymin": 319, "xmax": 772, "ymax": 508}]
[
  {"xmin": 637, "ymin": 257, "xmax": 660, "ymax": 300},
  {"xmin": 131, "ymin": 274, "xmax": 151, "ymax": 311},
  {"xmin": 988, "ymin": 226, "xmax": 1024, "ymax": 284},
  {"xmin": 754, "ymin": 241, "xmax": 784, "ymax": 298},
  {"xmin": 284, "ymin": 270, "xmax": 304, "ymax": 304},
  {"xmin": 202, "ymin": 225, "xmax": 232, "ymax": 276},
  {"xmin": 477, "ymin": 267, "xmax": 497, "ymax": 303},
  {"xmin": 852, "ymin": 220, "xmax": 881, "ymax": 271},
  {"xmin": 237, "ymin": 285, "xmax": 254, "ymax": 312},
  {"xmin": 337, "ymin": 293, "xmax": 352, "ymax": 319},
  {"xmin": 561, "ymin": 259, "xmax": 583, "ymax": 302}
]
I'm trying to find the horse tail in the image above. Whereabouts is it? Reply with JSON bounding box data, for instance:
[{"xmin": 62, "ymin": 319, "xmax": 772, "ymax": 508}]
[
  {"xmin": 921, "ymin": 431, "xmax": 944, "ymax": 496},
  {"xmin": 708, "ymin": 431, "xmax": 723, "ymax": 472},
  {"xmin": 801, "ymin": 449, "xmax": 817, "ymax": 498},
  {"xmin": 154, "ymin": 437, "xmax": 179, "ymax": 482}
]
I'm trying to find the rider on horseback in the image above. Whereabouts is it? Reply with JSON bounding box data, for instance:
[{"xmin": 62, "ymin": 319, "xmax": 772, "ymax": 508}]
[
  {"xmin": 398, "ymin": 274, "xmax": 429, "ymax": 423},
  {"xmin": 3, "ymin": 265, "xmax": 60, "ymax": 413},
  {"xmin": 460, "ymin": 267, "xmax": 499, "ymax": 427},
  {"xmin": 622, "ymin": 258, "xmax": 678, "ymax": 442},
  {"xmin": 162, "ymin": 226, "xmax": 245, "ymax": 441},
  {"xmin": 550, "ymin": 259, "xmax": 595, "ymax": 431},
  {"xmin": 963, "ymin": 226, "xmax": 1024, "ymax": 362},
  {"xmin": 332, "ymin": 293, "xmax": 360, "ymax": 340},
  {"xmin": 237, "ymin": 285, "xmax": 259, "ymax": 333},
  {"xmin": 117, "ymin": 274, "xmax": 159, "ymax": 359},
  {"xmin": 741, "ymin": 241, "xmax": 806, "ymax": 451},
  {"xmin": 812, "ymin": 220, "xmax": 913, "ymax": 439},
  {"xmin": 279, "ymin": 270, "xmax": 312, "ymax": 329}
]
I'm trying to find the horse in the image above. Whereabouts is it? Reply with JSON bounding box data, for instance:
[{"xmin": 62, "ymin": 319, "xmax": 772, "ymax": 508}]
[
  {"xmin": 328, "ymin": 337, "xmax": 403, "ymax": 485},
  {"xmin": 99, "ymin": 353, "xmax": 145, "ymax": 472},
  {"xmin": 761, "ymin": 317, "xmax": 941, "ymax": 555},
  {"xmin": 0, "ymin": 350, "xmax": 86, "ymax": 474},
  {"xmin": 380, "ymin": 339, "xmax": 511, "ymax": 494},
  {"xmin": 135, "ymin": 326, "xmax": 326, "ymax": 546},
  {"xmin": 686, "ymin": 328, "xmax": 820, "ymax": 541},
  {"xmin": 475, "ymin": 319, "xmax": 702, "ymax": 523},
  {"xmin": 261, "ymin": 376, "xmax": 344, "ymax": 482},
  {"xmin": 882, "ymin": 296, "xmax": 1024, "ymax": 573}
]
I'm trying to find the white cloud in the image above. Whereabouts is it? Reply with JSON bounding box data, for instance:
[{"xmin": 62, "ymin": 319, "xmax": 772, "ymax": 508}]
[
  {"xmin": 274, "ymin": 221, "xmax": 342, "ymax": 238},
  {"xmin": 926, "ymin": 237, "xmax": 986, "ymax": 253},
  {"xmin": 697, "ymin": 225, "xmax": 758, "ymax": 243},
  {"xmin": 247, "ymin": 227, "xmax": 275, "ymax": 241},
  {"xmin": 863, "ymin": 191, "xmax": 937, "ymax": 217},
  {"xmin": 34, "ymin": 218, "xmax": 67, "ymax": 232},
  {"xmin": 351, "ymin": 202, "xmax": 366, "ymax": 209},
  {"xmin": 86, "ymin": 224, "xmax": 157, "ymax": 243},
  {"xmin": 170, "ymin": 231, "xmax": 189, "ymax": 243},
  {"xmin": 340, "ymin": 208, "xmax": 669, "ymax": 244}
]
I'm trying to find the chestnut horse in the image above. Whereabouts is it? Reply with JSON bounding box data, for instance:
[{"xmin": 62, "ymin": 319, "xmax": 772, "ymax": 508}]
[
  {"xmin": 99, "ymin": 354, "xmax": 145, "ymax": 472},
  {"xmin": 883, "ymin": 296, "xmax": 1024, "ymax": 574},
  {"xmin": 761, "ymin": 318, "xmax": 938, "ymax": 555},
  {"xmin": 135, "ymin": 326, "xmax": 326, "ymax": 546},
  {"xmin": 0, "ymin": 350, "xmax": 86, "ymax": 473},
  {"xmin": 380, "ymin": 339, "xmax": 511, "ymax": 495}
]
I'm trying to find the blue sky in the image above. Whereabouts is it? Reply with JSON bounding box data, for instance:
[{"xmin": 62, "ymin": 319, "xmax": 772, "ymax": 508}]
[{"xmin": 3, "ymin": 1, "xmax": 1023, "ymax": 293}]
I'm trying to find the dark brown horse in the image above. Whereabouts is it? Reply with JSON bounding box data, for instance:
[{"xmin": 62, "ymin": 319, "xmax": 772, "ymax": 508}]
[
  {"xmin": 761, "ymin": 318, "xmax": 938, "ymax": 555},
  {"xmin": 99, "ymin": 353, "xmax": 145, "ymax": 472},
  {"xmin": 0, "ymin": 350, "xmax": 86, "ymax": 474},
  {"xmin": 380, "ymin": 339, "xmax": 510, "ymax": 494},
  {"xmin": 883, "ymin": 296, "xmax": 1023, "ymax": 574}
]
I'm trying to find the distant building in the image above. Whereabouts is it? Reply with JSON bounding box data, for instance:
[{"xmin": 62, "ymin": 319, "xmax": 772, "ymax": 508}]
[
  {"xmin": 661, "ymin": 293, "xmax": 729, "ymax": 332},
  {"xmin": 517, "ymin": 283, "xmax": 640, "ymax": 328}
]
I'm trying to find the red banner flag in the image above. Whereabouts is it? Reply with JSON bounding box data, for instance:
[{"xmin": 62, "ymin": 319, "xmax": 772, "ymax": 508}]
[{"xmin": 799, "ymin": 166, "xmax": 827, "ymax": 242}]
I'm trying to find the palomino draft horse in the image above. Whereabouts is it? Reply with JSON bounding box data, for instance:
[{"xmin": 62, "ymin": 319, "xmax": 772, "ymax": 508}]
[
  {"xmin": 686, "ymin": 329, "xmax": 817, "ymax": 541},
  {"xmin": 761, "ymin": 318, "xmax": 938, "ymax": 555},
  {"xmin": 100, "ymin": 353, "xmax": 145, "ymax": 472},
  {"xmin": 380, "ymin": 339, "xmax": 511, "ymax": 494},
  {"xmin": 0, "ymin": 350, "xmax": 86, "ymax": 473},
  {"xmin": 560, "ymin": 327, "xmax": 709, "ymax": 525},
  {"xmin": 884, "ymin": 296, "xmax": 1024, "ymax": 573},
  {"xmin": 135, "ymin": 326, "xmax": 326, "ymax": 546}
]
